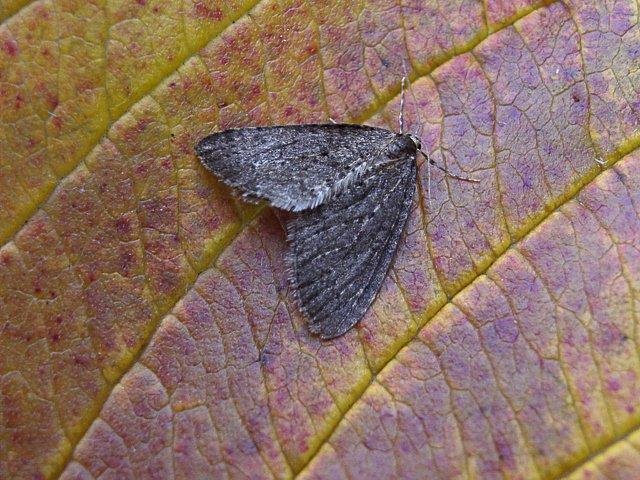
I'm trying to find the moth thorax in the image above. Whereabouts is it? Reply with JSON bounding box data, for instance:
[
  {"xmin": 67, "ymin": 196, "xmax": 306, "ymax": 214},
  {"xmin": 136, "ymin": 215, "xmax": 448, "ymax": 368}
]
[{"xmin": 386, "ymin": 134, "xmax": 419, "ymax": 159}]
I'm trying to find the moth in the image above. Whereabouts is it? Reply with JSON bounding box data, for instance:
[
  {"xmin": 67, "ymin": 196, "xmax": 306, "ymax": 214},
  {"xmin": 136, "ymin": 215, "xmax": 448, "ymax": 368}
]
[{"xmin": 196, "ymin": 79, "xmax": 476, "ymax": 339}]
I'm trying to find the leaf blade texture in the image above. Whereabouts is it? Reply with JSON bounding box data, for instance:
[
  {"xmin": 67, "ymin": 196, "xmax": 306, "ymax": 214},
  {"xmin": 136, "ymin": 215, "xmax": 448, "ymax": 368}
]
[{"xmin": 2, "ymin": 1, "xmax": 640, "ymax": 479}]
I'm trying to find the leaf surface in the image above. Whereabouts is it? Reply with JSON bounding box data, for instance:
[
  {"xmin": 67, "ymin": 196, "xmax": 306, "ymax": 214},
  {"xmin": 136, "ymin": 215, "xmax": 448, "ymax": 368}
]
[{"xmin": 1, "ymin": 1, "xmax": 640, "ymax": 479}]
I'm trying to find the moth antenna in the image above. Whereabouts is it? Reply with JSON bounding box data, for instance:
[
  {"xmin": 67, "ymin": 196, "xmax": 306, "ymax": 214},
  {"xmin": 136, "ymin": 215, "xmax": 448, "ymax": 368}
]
[
  {"xmin": 399, "ymin": 75, "xmax": 407, "ymax": 134},
  {"xmin": 419, "ymin": 149, "xmax": 480, "ymax": 183},
  {"xmin": 426, "ymin": 154, "xmax": 432, "ymax": 206},
  {"xmin": 400, "ymin": 60, "xmax": 427, "ymax": 141}
]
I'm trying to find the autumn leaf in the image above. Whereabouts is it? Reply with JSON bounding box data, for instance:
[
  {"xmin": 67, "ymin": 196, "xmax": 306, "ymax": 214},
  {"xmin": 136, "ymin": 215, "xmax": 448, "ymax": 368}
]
[{"xmin": 2, "ymin": 0, "xmax": 640, "ymax": 479}]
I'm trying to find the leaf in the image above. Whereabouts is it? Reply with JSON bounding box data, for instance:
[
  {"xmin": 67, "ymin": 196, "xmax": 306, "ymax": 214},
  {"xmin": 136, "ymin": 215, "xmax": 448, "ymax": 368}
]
[{"xmin": 1, "ymin": 1, "xmax": 640, "ymax": 479}]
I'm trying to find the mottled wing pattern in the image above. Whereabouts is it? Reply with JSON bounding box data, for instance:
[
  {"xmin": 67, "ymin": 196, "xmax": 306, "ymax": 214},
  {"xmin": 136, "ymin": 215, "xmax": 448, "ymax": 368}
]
[
  {"xmin": 196, "ymin": 124, "xmax": 396, "ymax": 211},
  {"xmin": 286, "ymin": 157, "xmax": 417, "ymax": 338}
]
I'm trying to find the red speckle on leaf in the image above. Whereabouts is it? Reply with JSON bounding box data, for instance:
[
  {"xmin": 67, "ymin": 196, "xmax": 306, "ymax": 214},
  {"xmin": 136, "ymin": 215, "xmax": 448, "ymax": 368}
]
[
  {"xmin": 156, "ymin": 270, "xmax": 179, "ymax": 295},
  {"xmin": 607, "ymin": 378, "xmax": 620, "ymax": 392},
  {"xmin": 52, "ymin": 115, "xmax": 64, "ymax": 130},
  {"xmin": 73, "ymin": 354, "xmax": 89, "ymax": 367},
  {"xmin": 175, "ymin": 135, "xmax": 193, "ymax": 155},
  {"xmin": 14, "ymin": 94, "xmax": 24, "ymax": 110},
  {"xmin": 231, "ymin": 80, "xmax": 243, "ymax": 94},
  {"xmin": 28, "ymin": 219, "xmax": 47, "ymax": 238},
  {"xmin": 161, "ymin": 158, "xmax": 173, "ymax": 170},
  {"xmin": 1, "ymin": 253, "xmax": 12, "ymax": 266},
  {"xmin": 297, "ymin": 438, "xmax": 309, "ymax": 454},
  {"xmin": 182, "ymin": 78, "xmax": 192, "ymax": 91},
  {"xmin": 141, "ymin": 200, "xmax": 167, "ymax": 228},
  {"xmin": 115, "ymin": 217, "xmax": 132, "ymax": 235},
  {"xmin": 50, "ymin": 333, "xmax": 61, "ymax": 343},
  {"xmin": 195, "ymin": 185, "xmax": 211, "ymax": 199},
  {"xmin": 194, "ymin": 3, "xmax": 223, "ymax": 21},
  {"xmin": 2, "ymin": 39, "xmax": 18, "ymax": 57},
  {"xmin": 250, "ymin": 83, "xmax": 261, "ymax": 98},
  {"xmin": 35, "ymin": 4, "xmax": 50, "ymax": 19},
  {"xmin": 136, "ymin": 117, "xmax": 151, "ymax": 132},
  {"xmin": 572, "ymin": 91, "xmax": 581, "ymax": 103},
  {"xmin": 205, "ymin": 215, "xmax": 221, "ymax": 233},
  {"xmin": 136, "ymin": 0, "xmax": 147, "ymax": 5},
  {"xmin": 77, "ymin": 79, "xmax": 97, "ymax": 94},
  {"xmin": 226, "ymin": 37, "xmax": 237, "ymax": 51},
  {"xmin": 46, "ymin": 93, "xmax": 59, "ymax": 110},
  {"xmin": 134, "ymin": 162, "xmax": 148, "ymax": 175},
  {"xmin": 124, "ymin": 333, "xmax": 138, "ymax": 348}
]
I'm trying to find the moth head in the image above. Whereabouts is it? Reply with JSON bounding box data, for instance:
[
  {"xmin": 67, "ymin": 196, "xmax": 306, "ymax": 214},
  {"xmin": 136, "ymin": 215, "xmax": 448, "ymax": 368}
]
[{"xmin": 387, "ymin": 133, "xmax": 420, "ymax": 159}]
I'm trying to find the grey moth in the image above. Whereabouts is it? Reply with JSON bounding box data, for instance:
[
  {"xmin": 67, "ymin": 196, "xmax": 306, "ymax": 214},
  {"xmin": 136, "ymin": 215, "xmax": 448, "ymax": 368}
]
[{"xmin": 196, "ymin": 123, "xmax": 421, "ymax": 339}]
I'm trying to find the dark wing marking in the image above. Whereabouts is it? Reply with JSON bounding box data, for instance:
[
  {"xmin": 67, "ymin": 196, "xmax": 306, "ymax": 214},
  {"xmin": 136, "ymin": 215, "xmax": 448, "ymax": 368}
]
[
  {"xmin": 196, "ymin": 124, "xmax": 396, "ymax": 211},
  {"xmin": 286, "ymin": 155, "xmax": 417, "ymax": 338}
]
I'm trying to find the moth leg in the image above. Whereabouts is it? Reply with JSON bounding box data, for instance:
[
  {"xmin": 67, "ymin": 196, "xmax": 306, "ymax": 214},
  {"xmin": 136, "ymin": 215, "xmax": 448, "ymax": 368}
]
[{"xmin": 419, "ymin": 149, "xmax": 480, "ymax": 183}]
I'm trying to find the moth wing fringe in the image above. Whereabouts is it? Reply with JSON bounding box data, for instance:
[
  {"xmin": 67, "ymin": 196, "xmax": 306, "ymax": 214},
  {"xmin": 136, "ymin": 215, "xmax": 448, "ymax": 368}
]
[{"xmin": 282, "ymin": 218, "xmax": 332, "ymax": 338}]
